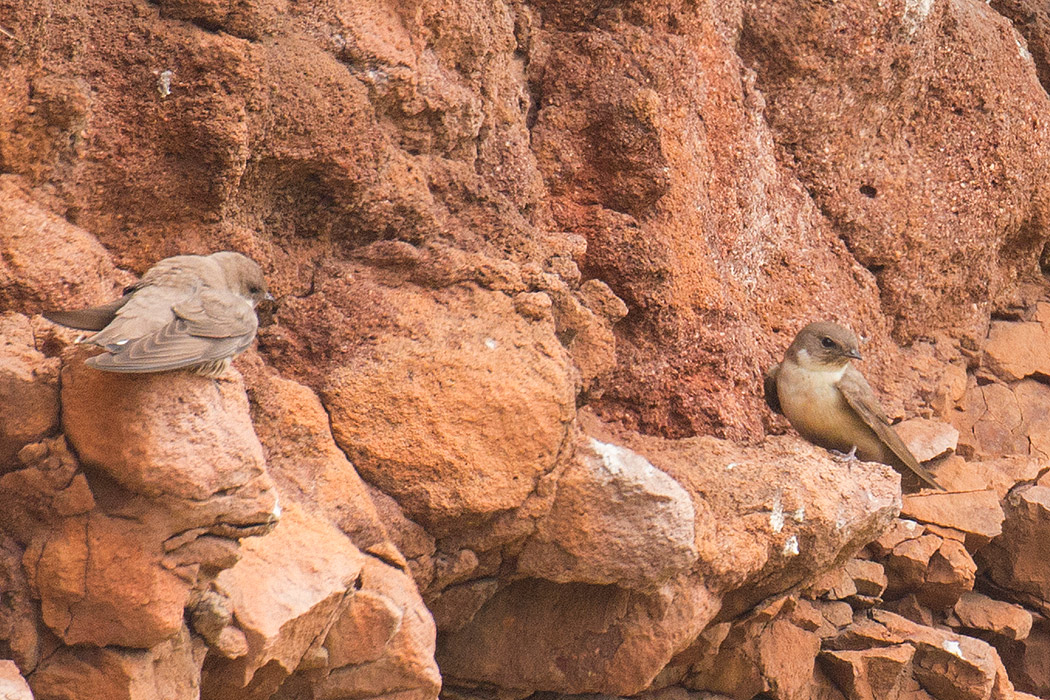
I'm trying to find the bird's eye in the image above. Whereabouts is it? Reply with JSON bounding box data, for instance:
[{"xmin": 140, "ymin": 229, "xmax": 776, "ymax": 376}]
[
  {"xmin": 821, "ymin": 337, "xmax": 835, "ymax": 349},
  {"xmin": 249, "ymin": 285, "xmax": 261, "ymax": 294}
]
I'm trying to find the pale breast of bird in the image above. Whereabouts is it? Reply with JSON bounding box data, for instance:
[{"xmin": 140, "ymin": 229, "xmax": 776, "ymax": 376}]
[{"xmin": 774, "ymin": 355, "xmax": 876, "ymax": 454}]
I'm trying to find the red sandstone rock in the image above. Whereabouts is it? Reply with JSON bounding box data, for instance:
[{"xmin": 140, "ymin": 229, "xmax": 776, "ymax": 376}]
[
  {"xmin": 0, "ymin": 314, "xmax": 59, "ymax": 468},
  {"xmin": 438, "ymin": 423, "xmax": 899, "ymax": 693},
  {"xmin": 883, "ymin": 531, "xmax": 976, "ymax": 610},
  {"xmin": 313, "ymin": 559, "xmax": 440, "ymax": 700},
  {"xmin": 440, "ymin": 576, "xmax": 719, "ymax": 695},
  {"xmin": 517, "ymin": 434, "xmax": 699, "ymax": 589},
  {"xmin": 870, "ymin": 519, "xmax": 927, "ymax": 558},
  {"xmin": 24, "ymin": 513, "xmax": 190, "ymax": 648},
  {"xmin": 885, "ymin": 535, "xmax": 943, "ymax": 595},
  {"xmin": 3, "ymin": 0, "xmax": 1050, "ymax": 696},
  {"xmin": 742, "ymin": 0, "xmax": 1050, "ymax": 345},
  {"xmin": 895, "ymin": 418, "xmax": 960, "ymax": 463},
  {"xmin": 846, "ymin": 559, "xmax": 888, "ymax": 600},
  {"xmin": 319, "ymin": 278, "xmax": 576, "ymax": 534},
  {"xmin": 203, "ymin": 504, "xmax": 368, "ymax": 696},
  {"xmin": 1001, "ymin": 617, "xmax": 1050, "ymax": 697},
  {"xmin": 0, "ymin": 536, "xmax": 40, "ymax": 674},
  {"xmin": 922, "ymin": 538, "xmax": 977, "ymax": 610},
  {"xmin": 685, "ymin": 599, "xmax": 822, "ymax": 700},
  {"xmin": 0, "ymin": 437, "xmax": 93, "ymax": 546},
  {"xmin": 821, "ymin": 643, "xmax": 915, "ymax": 700},
  {"xmin": 243, "ymin": 366, "xmax": 393, "ymax": 557},
  {"xmin": 952, "ymin": 591, "xmax": 1033, "ymax": 642},
  {"xmin": 900, "ymin": 490, "xmax": 1005, "ymax": 550},
  {"xmin": 873, "ymin": 610, "xmax": 1016, "ymax": 700},
  {"xmin": 0, "ymin": 176, "xmax": 128, "ymax": 314},
  {"xmin": 954, "ymin": 378, "xmax": 1050, "ymax": 460},
  {"xmin": 930, "ymin": 456, "xmax": 1043, "ymax": 499},
  {"xmin": 427, "ymin": 579, "xmax": 499, "ymax": 632},
  {"xmin": 30, "ymin": 625, "xmax": 205, "ymax": 700},
  {"xmin": 808, "ymin": 568, "xmax": 859, "ymax": 602},
  {"xmin": 61, "ymin": 361, "xmax": 276, "ymax": 516},
  {"xmin": 0, "ymin": 660, "xmax": 32, "ymax": 700},
  {"xmin": 983, "ymin": 320, "xmax": 1050, "ymax": 382},
  {"xmin": 980, "ymin": 485, "xmax": 1050, "ymax": 608}
]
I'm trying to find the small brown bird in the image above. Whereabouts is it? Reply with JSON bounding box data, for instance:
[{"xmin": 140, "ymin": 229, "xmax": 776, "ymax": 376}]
[
  {"xmin": 45, "ymin": 251, "xmax": 271, "ymax": 376},
  {"xmin": 765, "ymin": 321, "xmax": 944, "ymax": 491}
]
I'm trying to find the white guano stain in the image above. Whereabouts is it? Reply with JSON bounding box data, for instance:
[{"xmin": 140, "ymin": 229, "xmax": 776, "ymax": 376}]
[{"xmin": 770, "ymin": 491, "xmax": 785, "ymax": 534}]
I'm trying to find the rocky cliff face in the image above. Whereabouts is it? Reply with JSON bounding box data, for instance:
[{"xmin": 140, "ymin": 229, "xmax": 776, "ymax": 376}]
[{"xmin": 2, "ymin": 0, "xmax": 1050, "ymax": 698}]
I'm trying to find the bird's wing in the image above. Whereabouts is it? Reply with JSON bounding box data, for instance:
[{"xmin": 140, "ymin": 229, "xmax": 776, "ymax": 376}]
[
  {"xmin": 764, "ymin": 363, "xmax": 783, "ymax": 414},
  {"xmin": 86, "ymin": 289, "xmax": 258, "ymax": 373},
  {"xmin": 86, "ymin": 284, "xmax": 186, "ymax": 348},
  {"xmin": 837, "ymin": 366, "xmax": 944, "ymax": 490},
  {"xmin": 43, "ymin": 296, "xmax": 133, "ymax": 332}
]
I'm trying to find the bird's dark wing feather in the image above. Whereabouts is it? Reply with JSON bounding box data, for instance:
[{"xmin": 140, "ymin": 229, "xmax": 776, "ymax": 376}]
[
  {"xmin": 764, "ymin": 363, "xmax": 783, "ymax": 414},
  {"xmin": 837, "ymin": 367, "xmax": 944, "ymax": 490},
  {"xmin": 87, "ymin": 290, "xmax": 257, "ymax": 373},
  {"xmin": 43, "ymin": 296, "xmax": 132, "ymax": 332}
]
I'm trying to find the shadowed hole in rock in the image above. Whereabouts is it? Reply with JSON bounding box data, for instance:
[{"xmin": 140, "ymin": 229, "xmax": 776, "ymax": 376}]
[{"xmin": 859, "ymin": 184, "xmax": 877, "ymax": 198}]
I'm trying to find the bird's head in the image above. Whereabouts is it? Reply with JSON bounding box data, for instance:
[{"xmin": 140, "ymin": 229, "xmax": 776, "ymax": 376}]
[
  {"xmin": 211, "ymin": 251, "xmax": 272, "ymax": 308},
  {"xmin": 789, "ymin": 321, "xmax": 862, "ymax": 370}
]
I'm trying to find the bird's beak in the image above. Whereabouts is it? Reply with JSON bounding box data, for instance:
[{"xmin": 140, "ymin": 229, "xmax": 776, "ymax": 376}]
[
  {"xmin": 264, "ymin": 292, "xmax": 275, "ymax": 303},
  {"xmin": 846, "ymin": 348, "xmax": 862, "ymax": 361}
]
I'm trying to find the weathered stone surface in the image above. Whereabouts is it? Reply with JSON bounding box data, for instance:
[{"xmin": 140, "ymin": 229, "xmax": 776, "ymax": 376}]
[
  {"xmin": 440, "ymin": 576, "xmax": 719, "ymax": 695},
  {"xmin": 953, "ymin": 379, "xmax": 1050, "ymax": 461},
  {"xmin": 5, "ymin": 0, "xmax": 1050, "ymax": 695},
  {"xmin": 689, "ymin": 608, "xmax": 822, "ymax": 700},
  {"xmin": 980, "ymin": 485, "xmax": 1050, "ymax": 610},
  {"xmin": 518, "ymin": 434, "xmax": 698, "ymax": 589},
  {"xmin": 741, "ymin": 0, "xmax": 1050, "ymax": 345},
  {"xmin": 846, "ymin": 559, "xmax": 888, "ymax": 600},
  {"xmin": 0, "ymin": 176, "xmax": 128, "ymax": 314},
  {"xmin": 30, "ymin": 624, "xmax": 205, "ymax": 700},
  {"xmin": 807, "ymin": 568, "xmax": 859, "ymax": 602},
  {"xmin": 873, "ymin": 611, "xmax": 1012, "ymax": 700},
  {"xmin": 921, "ymin": 538, "xmax": 977, "ymax": 610},
  {"xmin": 952, "ymin": 591, "xmax": 1033, "ymax": 642},
  {"xmin": 0, "ymin": 436, "xmax": 91, "ymax": 547},
  {"xmin": 885, "ymin": 535, "xmax": 943, "ymax": 596},
  {"xmin": 1000, "ymin": 617, "xmax": 1050, "ymax": 697},
  {"xmin": 895, "ymin": 418, "xmax": 960, "ymax": 463},
  {"xmin": 428, "ymin": 579, "xmax": 499, "ymax": 632},
  {"xmin": 243, "ymin": 366, "xmax": 392, "ymax": 556},
  {"xmin": 821, "ymin": 644, "xmax": 915, "ymax": 700},
  {"xmin": 438, "ymin": 416, "xmax": 899, "ymax": 694},
  {"xmin": 601, "ymin": 425, "xmax": 902, "ymax": 620},
  {"xmin": 314, "ymin": 559, "xmax": 440, "ymax": 700},
  {"xmin": 0, "ymin": 313, "xmax": 59, "ymax": 468},
  {"xmin": 0, "ymin": 660, "xmax": 32, "ymax": 700},
  {"xmin": 0, "ymin": 536, "xmax": 39, "ymax": 674},
  {"xmin": 930, "ymin": 456, "xmax": 1044, "ymax": 499},
  {"xmin": 983, "ymin": 320, "xmax": 1050, "ymax": 382},
  {"xmin": 870, "ymin": 519, "xmax": 927, "ymax": 558},
  {"xmin": 62, "ymin": 361, "xmax": 276, "ymax": 513},
  {"xmin": 901, "ymin": 490, "xmax": 1005, "ymax": 550},
  {"xmin": 203, "ymin": 504, "xmax": 367, "ymax": 695},
  {"xmin": 24, "ymin": 513, "xmax": 189, "ymax": 648},
  {"xmin": 883, "ymin": 531, "xmax": 976, "ymax": 610},
  {"xmin": 320, "ymin": 279, "xmax": 576, "ymax": 534}
]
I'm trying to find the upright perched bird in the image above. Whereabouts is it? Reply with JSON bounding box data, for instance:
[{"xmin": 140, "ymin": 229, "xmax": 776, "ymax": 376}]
[
  {"xmin": 764, "ymin": 321, "xmax": 944, "ymax": 491},
  {"xmin": 45, "ymin": 251, "xmax": 270, "ymax": 377}
]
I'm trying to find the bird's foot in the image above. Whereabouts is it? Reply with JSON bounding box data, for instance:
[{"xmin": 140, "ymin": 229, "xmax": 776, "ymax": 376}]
[{"xmin": 830, "ymin": 445, "xmax": 859, "ymax": 463}]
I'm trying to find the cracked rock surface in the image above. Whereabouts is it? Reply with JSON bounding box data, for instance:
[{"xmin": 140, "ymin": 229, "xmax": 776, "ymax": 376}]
[{"xmin": 4, "ymin": 0, "xmax": 1050, "ymax": 698}]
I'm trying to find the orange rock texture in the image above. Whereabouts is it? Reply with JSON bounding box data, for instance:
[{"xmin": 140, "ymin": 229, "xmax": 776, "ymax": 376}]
[{"xmin": 2, "ymin": 0, "xmax": 1050, "ymax": 698}]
